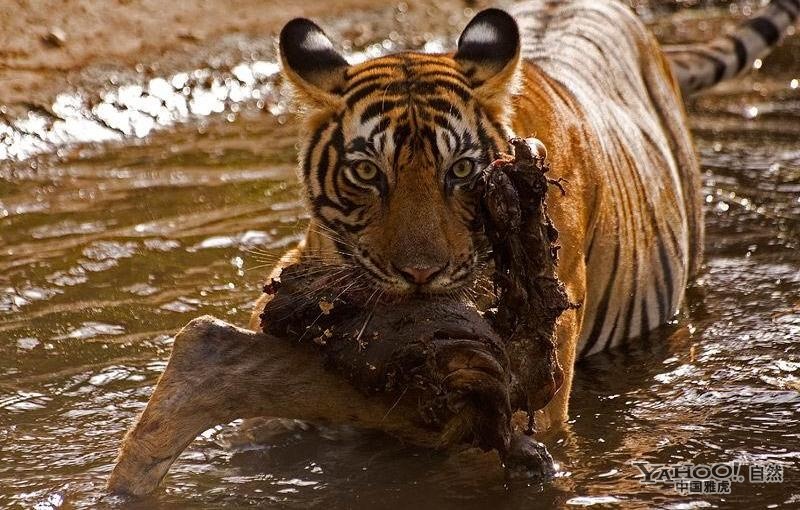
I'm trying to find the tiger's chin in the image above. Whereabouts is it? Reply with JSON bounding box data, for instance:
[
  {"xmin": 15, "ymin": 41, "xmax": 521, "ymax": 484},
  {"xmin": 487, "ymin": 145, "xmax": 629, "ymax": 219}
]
[{"xmin": 344, "ymin": 251, "xmax": 486, "ymax": 304}]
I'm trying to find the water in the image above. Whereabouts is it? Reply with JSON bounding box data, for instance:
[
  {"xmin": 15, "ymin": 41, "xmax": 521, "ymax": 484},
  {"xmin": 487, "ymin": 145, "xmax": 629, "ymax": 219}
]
[{"xmin": 1, "ymin": 2, "xmax": 799, "ymax": 508}]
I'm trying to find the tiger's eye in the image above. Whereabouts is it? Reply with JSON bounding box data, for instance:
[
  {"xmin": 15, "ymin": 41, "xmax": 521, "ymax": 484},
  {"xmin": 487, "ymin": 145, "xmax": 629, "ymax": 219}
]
[
  {"xmin": 450, "ymin": 159, "xmax": 475, "ymax": 179},
  {"xmin": 353, "ymin": 161, "xmax": 378, "ymax": 181}
]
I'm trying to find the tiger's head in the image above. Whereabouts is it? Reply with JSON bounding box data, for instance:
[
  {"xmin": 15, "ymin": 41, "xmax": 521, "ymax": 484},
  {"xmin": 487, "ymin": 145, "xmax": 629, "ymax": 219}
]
[{"xmin": 279, "ymin": 9, "xmax": 521, "ymax": 297}]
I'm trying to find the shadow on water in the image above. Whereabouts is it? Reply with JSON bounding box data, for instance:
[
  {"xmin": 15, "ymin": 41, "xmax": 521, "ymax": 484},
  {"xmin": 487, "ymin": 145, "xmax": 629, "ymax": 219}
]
[{"xmin": 1, "ymin": 1, "xmax": 799, "ymax": 508}]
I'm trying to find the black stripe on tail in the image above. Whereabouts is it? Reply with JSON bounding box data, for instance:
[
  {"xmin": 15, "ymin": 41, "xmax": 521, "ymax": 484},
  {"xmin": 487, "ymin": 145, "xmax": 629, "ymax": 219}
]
[{"xmin": 665, "ymin": 0, "xmax": 800, "ymax": 95}]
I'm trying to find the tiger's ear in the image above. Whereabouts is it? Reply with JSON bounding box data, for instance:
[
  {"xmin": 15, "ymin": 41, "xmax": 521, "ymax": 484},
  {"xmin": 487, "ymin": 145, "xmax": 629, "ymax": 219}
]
[
  {"xmin": 279, "ymin": 18, "xmax": 349, "ymax": 108},
  {"xmin": 454, "ymin": 9, "xmax": 521, "ymax": 114}
]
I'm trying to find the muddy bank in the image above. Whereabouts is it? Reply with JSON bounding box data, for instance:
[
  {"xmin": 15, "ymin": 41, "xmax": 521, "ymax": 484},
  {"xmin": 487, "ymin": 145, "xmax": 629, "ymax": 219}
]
[
  {"xmin": 0, "ymin": 0, "xmax": 765, "ymax": 115},
  {"xmin": 1, "ymin": 0, "xmax": 495, "ymax": 161},
  {"xmin": 0, "ymin": 0, "xmax": 482, "ymax": 117}
]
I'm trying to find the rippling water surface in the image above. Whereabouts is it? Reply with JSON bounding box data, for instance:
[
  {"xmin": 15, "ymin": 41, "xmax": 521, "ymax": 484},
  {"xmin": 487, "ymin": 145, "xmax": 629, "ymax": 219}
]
[{"xmin": 1, "ymin": 2, "xmax": 799, "ymax": 509}]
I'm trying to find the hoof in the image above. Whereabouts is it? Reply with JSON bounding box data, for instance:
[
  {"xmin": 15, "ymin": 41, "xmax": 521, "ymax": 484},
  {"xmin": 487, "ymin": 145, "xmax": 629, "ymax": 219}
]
[{"xmin": 502, "ymin": 433, "xmax": 557, "ymax": 481}]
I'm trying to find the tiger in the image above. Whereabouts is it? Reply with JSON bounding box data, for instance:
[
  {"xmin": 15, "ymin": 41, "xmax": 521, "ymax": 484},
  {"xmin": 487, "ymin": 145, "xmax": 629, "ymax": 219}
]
[{"xmin": 250, "ymin": 0, "xmax": 800, "ymax": 430}]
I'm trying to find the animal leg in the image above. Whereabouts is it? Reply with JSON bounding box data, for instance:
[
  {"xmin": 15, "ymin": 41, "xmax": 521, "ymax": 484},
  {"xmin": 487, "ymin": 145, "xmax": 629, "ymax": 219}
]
[{"xmin": 107, "ymin": 315, "xmax": 418, "ymax": 496}]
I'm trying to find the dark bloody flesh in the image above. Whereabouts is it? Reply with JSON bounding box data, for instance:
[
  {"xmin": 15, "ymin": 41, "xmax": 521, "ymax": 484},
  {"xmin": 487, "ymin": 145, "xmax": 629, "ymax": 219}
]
[
  {"xmin": 260, "ymin": 138, "xmax": 573, "ymax": 476},
  {"xmin": 482, "ymin": 138, "xmax": 576, "ymax": 417}
]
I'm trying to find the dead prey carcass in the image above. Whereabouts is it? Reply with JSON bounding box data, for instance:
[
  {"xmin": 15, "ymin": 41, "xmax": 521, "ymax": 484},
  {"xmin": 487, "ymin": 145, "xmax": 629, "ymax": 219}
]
[{"xmin": 107, "ymin": 138, "xmax": 574, "ymax": 496}]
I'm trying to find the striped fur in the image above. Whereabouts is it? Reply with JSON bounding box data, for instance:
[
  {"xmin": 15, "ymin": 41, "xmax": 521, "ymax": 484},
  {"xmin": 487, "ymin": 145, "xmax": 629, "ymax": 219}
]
[
  {"xmin": 507, "ymin": 0, "xmax": 796, "ymax": 357},
  {"xmin": 299, "ymin": 53, "xmax": 513, "ymax": 292},
  {"xmin": 509, "ymin": 0, "xmax": 702, "ymax": 357},
  {"xmin": 304, "ymin": 54, "xmax": 505, "ymax": 235},
  {"xmin": 666, "ymin": 0, "xmax": 800, "ymax": 95},
  {"xmin": 261, "ymin": 1, "xmax": 796, "ymax": 424},
  {"xmin": 278, "ymin": 12, "xmax": 519, "ymax": 295}
]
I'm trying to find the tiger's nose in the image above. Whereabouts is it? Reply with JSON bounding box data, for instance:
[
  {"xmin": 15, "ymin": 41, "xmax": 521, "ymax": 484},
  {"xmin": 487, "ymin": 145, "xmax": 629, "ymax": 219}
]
[{"xmin": 396, "ymin": 264, "xmax": 443, "ymax": 285}]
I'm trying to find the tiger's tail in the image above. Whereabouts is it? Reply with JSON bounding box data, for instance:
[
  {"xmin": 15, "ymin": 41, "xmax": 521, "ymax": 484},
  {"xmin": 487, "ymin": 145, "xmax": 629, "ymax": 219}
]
[{"xmin": 665, "ymin": 0, "xmax": 800, "ymax": 96}]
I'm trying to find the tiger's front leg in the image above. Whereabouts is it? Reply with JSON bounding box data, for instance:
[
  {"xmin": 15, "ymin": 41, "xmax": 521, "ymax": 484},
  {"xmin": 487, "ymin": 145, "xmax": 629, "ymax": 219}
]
[
  {"xmin": 534, "ymin": 304, "xmax": 583, "ymax": 432},
  {"xmin": 532, "ymin": 242, "xmax": 586, "ymax": 432}
]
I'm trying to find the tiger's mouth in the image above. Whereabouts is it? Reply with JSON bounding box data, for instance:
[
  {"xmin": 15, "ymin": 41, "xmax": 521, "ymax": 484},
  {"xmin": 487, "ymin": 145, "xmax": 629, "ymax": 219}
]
[
  {"xmin": 350, "ymin": 250, "xmax": 483, "ymax": 298},
  {"xmin": 367, "ymin": 266, "xmax": 477, "ymax": 298}
]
